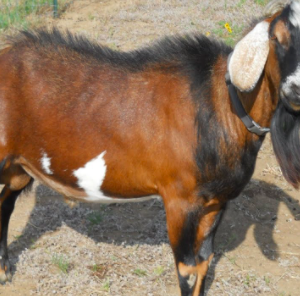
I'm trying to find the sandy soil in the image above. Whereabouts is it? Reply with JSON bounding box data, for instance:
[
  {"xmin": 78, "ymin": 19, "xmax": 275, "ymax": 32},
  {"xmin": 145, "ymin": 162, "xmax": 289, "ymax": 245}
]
[{"xmin": 0, "ymin": 1, "xmax": 299, "ymax": 295}]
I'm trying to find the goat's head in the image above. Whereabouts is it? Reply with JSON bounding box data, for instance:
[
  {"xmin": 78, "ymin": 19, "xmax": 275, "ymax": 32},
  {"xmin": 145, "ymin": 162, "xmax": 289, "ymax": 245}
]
[{"xmin": 229, "ymin": 0, "xmax": 300, "ymax": 113}]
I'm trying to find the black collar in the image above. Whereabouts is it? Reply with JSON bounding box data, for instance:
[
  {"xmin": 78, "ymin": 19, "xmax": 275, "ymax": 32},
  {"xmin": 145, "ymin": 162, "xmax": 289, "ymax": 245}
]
[{"xmin": 225, "ymin": 56, "xmax": 270, "ymax": 137}]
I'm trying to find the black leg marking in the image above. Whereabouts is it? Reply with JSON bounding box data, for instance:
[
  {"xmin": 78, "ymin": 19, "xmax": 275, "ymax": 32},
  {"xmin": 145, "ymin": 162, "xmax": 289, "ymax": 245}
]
[
  {"xmin": 198, "ymin": 208, "xmax": 224, "ymax": 262},
  {"xmin": 175, "ymin": 210, "xmax": 201, "ymax": 296},
  {"xmin": 197, "ymin": 208, "xmax": 225, "ymax": 296},
  {"xmin": 0, "ymin": 186, "xmax": 23, "ymax": 283},
  {"xmin": 175, "ymin": 206, "xmax": 225, "ymax": 296}
]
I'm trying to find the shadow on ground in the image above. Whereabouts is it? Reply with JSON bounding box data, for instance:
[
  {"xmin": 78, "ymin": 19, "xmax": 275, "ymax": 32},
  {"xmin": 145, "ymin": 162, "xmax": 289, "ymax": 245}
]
[{"xmin": 8, "ymin": 179, "xmax": 300, "ymax": 294}]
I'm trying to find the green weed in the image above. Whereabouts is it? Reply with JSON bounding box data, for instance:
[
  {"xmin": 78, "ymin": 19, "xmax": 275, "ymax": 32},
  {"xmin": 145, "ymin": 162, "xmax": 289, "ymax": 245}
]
[
  {"xmin": 154, "ymin": 266, "xmax": 164, "ymax": 276},
  {"xmin": 0, "ymin": 0, "xmax": 50, "ymax": 30},
  {"xmin": 29, "ymin": 238, "xmax": 38, "ymax": 249},
  {"xmin": 244, "ymin": 274, "xmax": 257, "ymax": 287},
  {"xmin": 133, "ymin": 268, "xmax": 147, "ymax": 277},
  {"xmin": 88, "ymin": 13, "xmax": 96, "ymax": 21},
  {"xmin": 228, "ymin": 255, "xmax": 237, "ymax": 265},
  {"xmin": 0, "ymin": 0, "xmax": 70, "ymax": 31},
  {"xmin": 264, "ymin": 275, "xmax": 271, "ymax": 285},
  {"xmin": 87, "ymin": 211, "xmax": 104, "ymax": 226},
  {"xmin": 111, "ymin": 255, "xmax": 118, "ymax": 261},
  {"xmin": 212, "ymin": 21, "xmax": 244, "ymax": 47},
  {"xmin": 102, "ymin": 279, "xmax": 110, "ymax": 292},
  {"xmin": 51, "ymin": 253, "xmax": 69, "ymax": 274},
  {"xmin": 255, "ymin": 0, "xmax": 268, "ymax": 6},
  {"xmin": 244, "ymin": 274, "xmax": 250, "ymax": 286},
  {"xmin": 237, "ymin": 0, "xmax": 247, "ymax": 8},
  {"xmin": 92, "ymin": 264, "xmax": 103, "ymax": 272}
]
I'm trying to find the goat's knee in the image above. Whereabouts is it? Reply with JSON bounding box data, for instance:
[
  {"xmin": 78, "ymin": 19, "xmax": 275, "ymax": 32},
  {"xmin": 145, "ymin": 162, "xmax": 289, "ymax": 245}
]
[{"xmin": 165, "ymin": 199, "xmax": 224, "ymax": 296}]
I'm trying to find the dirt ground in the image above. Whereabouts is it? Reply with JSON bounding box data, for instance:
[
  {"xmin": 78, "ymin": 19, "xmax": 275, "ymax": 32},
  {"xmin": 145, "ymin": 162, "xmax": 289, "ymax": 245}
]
[{"xmin": 0, "ymin": 0, "xmax": 300, "ymax": 295}]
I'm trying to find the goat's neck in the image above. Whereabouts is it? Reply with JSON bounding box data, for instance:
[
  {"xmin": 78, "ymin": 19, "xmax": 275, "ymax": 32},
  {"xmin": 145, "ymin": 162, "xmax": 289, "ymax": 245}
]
[
  {"xmin": 236, "ymin": 44, "xmax": 281, "ymax": 131},
  {"xmin": 212, "ymin": 56, "xmax": 279, "ymax": 140}
]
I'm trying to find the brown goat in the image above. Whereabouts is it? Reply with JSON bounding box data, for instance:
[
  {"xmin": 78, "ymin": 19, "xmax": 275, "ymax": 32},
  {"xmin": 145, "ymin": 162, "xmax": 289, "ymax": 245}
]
[{"xmin": 0, "ymin": 1, "xmax": 299, "ymax": 295}]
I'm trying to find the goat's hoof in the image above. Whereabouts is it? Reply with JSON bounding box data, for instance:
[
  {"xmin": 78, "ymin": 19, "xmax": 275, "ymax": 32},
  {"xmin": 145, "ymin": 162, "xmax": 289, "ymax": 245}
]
[
  {"xmin": 0, "ymin": 258, "xmax": 12, "ymax": 284},
  {"xmin": 0, "ymin": 272, "xmax": 11, "ymax": 284}
]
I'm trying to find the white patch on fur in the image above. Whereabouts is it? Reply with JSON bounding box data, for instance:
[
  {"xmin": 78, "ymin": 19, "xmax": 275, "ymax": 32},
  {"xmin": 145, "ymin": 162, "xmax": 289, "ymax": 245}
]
[
  {"xmin": 73, "ymin": 152, "xmax": 161, "ymax": 203},
  {"xmin": 73, "ymin": 151, "xmax": 108, "ymax": 200},
  {"xmin": 290, "ymin": 1, "xmax": 300, "ymax": 28},
  {"xmin": 229, "ymin": 21, "xmax": 270, "ymax": 91},
  {"xmin": 41, "ymin": 153, "xmax": 53, "ymax": 175},
  {"xmin": 281, "ymin": 64, "xmax": 300, "ymax": 95}
]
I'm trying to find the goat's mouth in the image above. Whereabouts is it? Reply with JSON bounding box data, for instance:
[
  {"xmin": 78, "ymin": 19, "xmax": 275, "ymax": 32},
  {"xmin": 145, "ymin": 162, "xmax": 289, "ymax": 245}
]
[
  {"xmin": 290, "ymin": 102, "xmax": 300, "ymax": 111},
  {"xmin": 280, "ymin": 89, "xmax": 300, "ymax": 113}
]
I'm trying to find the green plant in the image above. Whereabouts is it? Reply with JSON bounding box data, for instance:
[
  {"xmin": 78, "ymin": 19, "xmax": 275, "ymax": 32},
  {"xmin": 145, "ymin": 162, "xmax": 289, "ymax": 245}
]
[
  {"xmin": 154, "ymin": 266, "xmax": 164, "ymax": 276},
  {"xmin": 102, "ymin": 279, "xmax": 110, "ymax": 292},
  {"xmin": 237, "ymin": 0, "xmax": 247, "ymax": 8},
  {"xmin": 29, "ymin": 238, "xmax": 38, "ymax": 249},
  {"xmin": 225, "ymin": 37, "xmax": 235, "ymax": 47},
  {"xmin": 244, "ymin": 274, "xmax": 250, "ymax": 286},
  {"xmin": 87, "ymin": 211, "xmax": 104, "ymax": 226},
  {"xmin": 212, "ymin": 21, "xmax": 244, "ymax": 47},
  {"xmin": 133, "ymin": 268, "xmax": 147, "ymax": 277},
  {"xmin": 244, "ymin": 274, "xmax": 257, "ymax": 287},
  {"xmin": 255, "ymin": 0, "xmax": 268, "ymax": 6},
  {"xmin": 228, "ymin": 256, "xmax": 236, "ymax": 265},
  {"xmin": 0, "ymin": 0, "xmax": 49, "ymax": 30},
  {"xmin": 264, "ymin": 275, "xmax": 271, "ymax": 285},
  {"xmin": 0, "ymin": 0, "xmax": 70, "ymax": 31},
  {"xmin": 88, "ymin": 13, "xmax": 96, "ymax": 21},
  {"xmin": 52, "ymin": 253, "xmax": 69, "ymax": 274},
  {"xmin": 92, "ymin": 264, "xmax": 103, "ymax": 272}
]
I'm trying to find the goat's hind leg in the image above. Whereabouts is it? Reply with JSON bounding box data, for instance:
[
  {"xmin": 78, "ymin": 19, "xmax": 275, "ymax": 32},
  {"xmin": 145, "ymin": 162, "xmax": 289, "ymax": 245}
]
[
  {"xmin": 0, "ymin": 186, "xmax": 23, "ymax": 283},
  {"xmin": 165, "ymin": 197, "xmax": 224, "ymax": 296},
  {"xmin": 0, "ymin": 159, "xmax": 32, "ymax": 283}
]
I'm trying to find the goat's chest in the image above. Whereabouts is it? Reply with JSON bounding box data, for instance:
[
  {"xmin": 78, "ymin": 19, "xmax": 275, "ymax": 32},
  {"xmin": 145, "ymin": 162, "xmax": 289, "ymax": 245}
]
[{"xmin": 196, "ymin": 137, "xmax": 263, "ymax": 200}]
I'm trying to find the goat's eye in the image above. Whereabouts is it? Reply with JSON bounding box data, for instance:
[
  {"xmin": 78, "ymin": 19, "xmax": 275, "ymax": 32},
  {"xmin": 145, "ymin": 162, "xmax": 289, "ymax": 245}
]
[{"xmin": 271, "ymin": 35, "xmax": 277, "ymax": 40}]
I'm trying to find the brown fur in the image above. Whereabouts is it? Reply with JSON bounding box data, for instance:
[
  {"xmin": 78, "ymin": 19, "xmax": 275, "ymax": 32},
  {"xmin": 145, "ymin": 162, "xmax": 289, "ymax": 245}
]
[{"xmin": 0, "ymin": 6, "xmax": 293, "ymax": 292}]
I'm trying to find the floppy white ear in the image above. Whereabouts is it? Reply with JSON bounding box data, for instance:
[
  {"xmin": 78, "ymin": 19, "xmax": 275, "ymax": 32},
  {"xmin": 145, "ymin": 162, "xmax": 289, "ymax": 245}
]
[{"xmin": 229, "ymin": 21, "xmax": 270, "ymax": 92}]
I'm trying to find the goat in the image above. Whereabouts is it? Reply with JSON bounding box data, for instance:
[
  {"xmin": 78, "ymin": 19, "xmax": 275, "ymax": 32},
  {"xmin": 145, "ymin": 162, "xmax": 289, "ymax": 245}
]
[{"xmin": 0, "ymin": 1, "xmax": 299, "ymax": 295}]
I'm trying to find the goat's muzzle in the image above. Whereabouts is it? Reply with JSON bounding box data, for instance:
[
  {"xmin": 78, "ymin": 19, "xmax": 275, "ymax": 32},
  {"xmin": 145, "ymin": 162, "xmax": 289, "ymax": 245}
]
[{"xmin": 280, "ymin": 87, "xmax": 300, "ymax": 112}]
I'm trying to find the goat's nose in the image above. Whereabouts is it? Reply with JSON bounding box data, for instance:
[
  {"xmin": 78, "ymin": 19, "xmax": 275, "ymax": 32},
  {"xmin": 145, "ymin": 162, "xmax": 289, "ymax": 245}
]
[{"xmin": 291, "ymin": 83, "xmax": 300, "ymax": 96}]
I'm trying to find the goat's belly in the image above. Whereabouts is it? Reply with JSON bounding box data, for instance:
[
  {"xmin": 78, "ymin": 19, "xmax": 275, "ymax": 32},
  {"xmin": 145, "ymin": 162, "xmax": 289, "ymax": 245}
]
[
  {"xmin": 15, "ymin": 156, "xmax": 161, "ymax": 203},
  {"xmin": 83, "ymin": 194, "xmax": 161, "ymax": 203}
]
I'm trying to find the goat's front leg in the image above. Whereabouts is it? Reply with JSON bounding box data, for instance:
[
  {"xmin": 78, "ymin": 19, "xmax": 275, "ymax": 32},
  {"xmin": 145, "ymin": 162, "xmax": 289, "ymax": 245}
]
[{"xmin": 164, "ymin": 196, "xmax": 224, "ymax": 296}]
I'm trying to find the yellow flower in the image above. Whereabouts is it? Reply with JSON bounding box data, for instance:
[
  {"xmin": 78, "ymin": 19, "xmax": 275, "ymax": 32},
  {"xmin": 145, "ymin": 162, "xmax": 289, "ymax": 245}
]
[
  {"xmin": 224, "ymin": 22, "xmax": 232, "ymax": 33},
  {"xmin": 206, "ymin": 31, "xmax": 211, "ymax": 36}
]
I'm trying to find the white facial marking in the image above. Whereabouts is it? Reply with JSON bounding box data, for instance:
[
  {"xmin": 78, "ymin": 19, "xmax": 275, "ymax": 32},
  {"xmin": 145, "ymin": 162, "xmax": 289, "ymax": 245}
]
[
  {"xmin": 281, "ymin": 64, "xmax": 300, "ymax": 95},
  {"xmin": 41, "ymin": 153, "xmax": 53, "ymax": 175},
  {"xmin": 73, "ymin": 151, "xmax": 108, "ymax": 200},
  {"xmin": 290, "ymin": 1, "xmax": 300, "ymax": 28}
]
